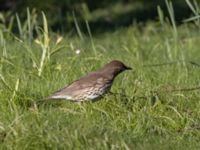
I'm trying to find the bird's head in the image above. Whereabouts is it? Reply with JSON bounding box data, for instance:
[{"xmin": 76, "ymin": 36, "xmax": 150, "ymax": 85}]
[{"xmin": 101, "ymin": 60, "xmax": 132, "ymax": 77}]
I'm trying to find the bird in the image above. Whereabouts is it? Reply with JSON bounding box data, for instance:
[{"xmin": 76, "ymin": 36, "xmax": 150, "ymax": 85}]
[{"xmin": 47, "ymin": 60, "xmax": 132, "ymax": 102}]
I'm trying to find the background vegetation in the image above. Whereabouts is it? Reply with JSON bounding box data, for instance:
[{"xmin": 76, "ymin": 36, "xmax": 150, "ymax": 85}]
[
  {"xmin": 0, "ymin": 0, "xmax": 193, "ymax": 32},
  {"xmin": 1, "ymin": 0, "xmax": 200, "ymax": 149}
]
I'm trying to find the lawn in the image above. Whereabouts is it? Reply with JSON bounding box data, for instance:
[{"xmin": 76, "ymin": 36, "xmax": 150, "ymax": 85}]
[{"xmin": 1, "ymin": 10, "xmax": 200, "ymax": 149}]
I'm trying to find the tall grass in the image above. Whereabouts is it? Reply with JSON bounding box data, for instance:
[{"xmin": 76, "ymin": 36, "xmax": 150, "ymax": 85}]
[{"xmin": 184, "ymin": 0, "xmax": 200, "ymax": 28}]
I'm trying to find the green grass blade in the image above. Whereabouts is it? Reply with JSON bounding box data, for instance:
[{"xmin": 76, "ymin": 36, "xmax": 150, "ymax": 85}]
[
  {"xmin": 16, "ymin": 13, "xmax": 23, "ymax": 39},
  {"xmin": 73, "ymin": 11, "xmax": 83, "ymax": 41}
]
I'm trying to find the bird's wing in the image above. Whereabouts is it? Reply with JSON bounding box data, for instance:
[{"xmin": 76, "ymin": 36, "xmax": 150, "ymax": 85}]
[{"xmin": 48, "ymin": 72, "xmax": 104, "ymax": 99}]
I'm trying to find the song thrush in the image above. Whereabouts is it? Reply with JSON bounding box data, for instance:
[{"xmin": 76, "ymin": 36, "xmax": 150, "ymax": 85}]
[{"xmin": 47, "ymin": 60, "xmax": 131, "ymax": 102}]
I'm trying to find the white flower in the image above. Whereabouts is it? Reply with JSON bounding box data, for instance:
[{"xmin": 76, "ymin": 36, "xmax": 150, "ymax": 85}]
[{"xmin": 75, "ymin": 49, "xmax": 81, "ymax": 55}]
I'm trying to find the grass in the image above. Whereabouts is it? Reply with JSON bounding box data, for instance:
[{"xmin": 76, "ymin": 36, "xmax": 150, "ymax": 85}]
[{"xmin": 1, "ymin": 8, "xmax": 200, "ymax": 149}]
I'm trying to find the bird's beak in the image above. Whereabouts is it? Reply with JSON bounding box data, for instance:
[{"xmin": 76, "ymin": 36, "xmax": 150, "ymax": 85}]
[{"xmin": 125, "ymin": 66, "xmax": 132, "ymax": 70}]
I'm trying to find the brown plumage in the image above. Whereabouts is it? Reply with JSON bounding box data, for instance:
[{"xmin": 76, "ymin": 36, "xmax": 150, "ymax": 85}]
[{"xmin": 47, "ymin": 60, "xmax": 131, "ymax": 102}]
